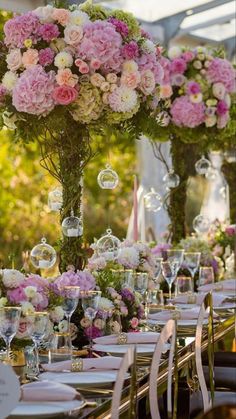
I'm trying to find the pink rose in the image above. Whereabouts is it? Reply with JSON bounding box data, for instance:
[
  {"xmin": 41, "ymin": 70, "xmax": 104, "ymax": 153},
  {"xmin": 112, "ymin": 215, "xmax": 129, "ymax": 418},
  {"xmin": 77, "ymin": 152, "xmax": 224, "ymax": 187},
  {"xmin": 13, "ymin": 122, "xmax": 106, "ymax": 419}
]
[
  {"xmin": 159, "ymin": 84, "xmax": 173, "ymax": 98},
  {"xmin": 120, "ymin": 71, "xmax": 140, "ymax": 89},
  {"xmin": 139, "ymin": 69, "xmax": 155, "ymax": 95},
  {"xmin": 75, "ymin": 58, "xmax": 82, "ymax": 67},
  {"xmin": 56, "ymin": 68, "xmax": 78, "ymax": 87},
  {"xmin": 90, "ymin": 58, "xmax": 101, "ymax": 70},
  {"xmin": 16, "ymin": 318, "xmax": 30, "ymax": 339},
  {"xmin": 79, "ymin": 62, "xmax": 89, "ymax": 74},
  {"xmin": 22, "ymin": 48, "xmax": 39, "ymax": 68},
  {"xmin": 52, "ymin": 8, "xmax": 70, "ymax": 26},
  {"xmin": 53, "ymin": 85, "xmax": 78, "ymax": 105},
  {"xmin": 6, "ymin": 49, "xmax": 22, "ymax": 71},
  {"xmin": 182, "ymin": 51, "xmax": 195, "ymax": 62},
  {"xmin": 225, "ymin": 225, "xmax": 235, "ymax": 236},
  {"xmin": 64, "ymin": 25, "xmax": 83, "ymax": 46},
  {"xmin": 130, "ymin": 317, "xmax": 139, "ymax": 329}
]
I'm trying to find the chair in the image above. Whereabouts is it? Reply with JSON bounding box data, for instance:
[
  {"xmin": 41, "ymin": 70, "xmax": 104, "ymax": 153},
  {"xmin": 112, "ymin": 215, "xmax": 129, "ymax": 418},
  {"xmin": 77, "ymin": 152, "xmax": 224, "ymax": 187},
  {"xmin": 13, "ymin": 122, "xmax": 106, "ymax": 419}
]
[{"xmin": 149, "ymin": 319, "xmax": 177, "ymax": 419}]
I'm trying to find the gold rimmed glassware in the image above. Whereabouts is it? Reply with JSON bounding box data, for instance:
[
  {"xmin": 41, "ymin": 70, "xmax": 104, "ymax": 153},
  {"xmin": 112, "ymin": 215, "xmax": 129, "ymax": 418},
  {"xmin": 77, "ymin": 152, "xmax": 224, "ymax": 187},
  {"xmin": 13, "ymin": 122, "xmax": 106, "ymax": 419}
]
[
  {"xmin": 26, "ymin": 311, "xmax": 49, "ymax": 374},
  {"xmin": 0, "ymin": 306, "xmax": 21, "ymax": 362},
  {"xmin": 80, "ymin": 290, "xmax": 101, "ymax": 355},
  {"xmin": 61, "ymin": 286, "xmax": 80, "ymax": 333},
  {"xmin": 183, "ymin": 252, "xmax": 201, "ymax": 282}
]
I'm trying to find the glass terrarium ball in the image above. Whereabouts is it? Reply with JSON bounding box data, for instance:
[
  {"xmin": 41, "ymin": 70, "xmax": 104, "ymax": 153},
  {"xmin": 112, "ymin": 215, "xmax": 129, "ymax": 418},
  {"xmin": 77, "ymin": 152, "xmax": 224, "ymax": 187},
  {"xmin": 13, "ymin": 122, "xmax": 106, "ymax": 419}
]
[
  {"xmin": 144, "ymin": 188, "xmax": 163, "ymax": 212},
  {"xmin": 48, "ymin": 187, "xmax": 63, "ymax": 211},
  {"xmin": 62, "ymin": 215, "xmax": 83, "ymax": 237},
  {"xmin": 30, "ymin": 238, "xmax": 57, "ymax": 269},
  {"xmin": 193, "ymin": 214, "xmax": 210, "ymax": 234},
  {"xmin": 195, "ymin": 156, "xmax": 211, "ymax": 175},
  {"xmin": 97, "ymin": 164, "xmax": 119, "ymax": 190},
  {"xmin": 163, "ymin": 170, "xmax": 180, "ymax": 190},
  {"xmin": 96, "ymin": 229, "xmax": 120, "ymax": 259}
]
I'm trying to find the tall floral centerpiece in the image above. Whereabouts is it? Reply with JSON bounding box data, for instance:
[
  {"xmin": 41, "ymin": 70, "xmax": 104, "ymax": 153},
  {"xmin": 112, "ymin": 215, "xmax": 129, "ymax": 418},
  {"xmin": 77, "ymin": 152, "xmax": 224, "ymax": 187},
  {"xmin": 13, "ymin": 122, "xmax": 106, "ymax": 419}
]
[{"xmin": 0, "ymin": 1, "xmax": 167, "ymax": 271}]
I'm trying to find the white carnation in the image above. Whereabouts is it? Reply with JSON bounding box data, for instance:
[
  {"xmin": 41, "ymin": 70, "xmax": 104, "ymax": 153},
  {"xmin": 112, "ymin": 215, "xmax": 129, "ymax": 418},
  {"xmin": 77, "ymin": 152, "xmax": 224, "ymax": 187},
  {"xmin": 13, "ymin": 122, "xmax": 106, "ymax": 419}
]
[
  {"xmin": 2, "ymin": 269, "xmax": 25, "ymax": 288},
  {"xmin": 54, "ymin": 52, "xmax": 73, "ymax": 69},
  {"xmin": 168, "ymin": 46, "xmax": 182, "ymax": 60},
  {"xmin": 2, "ymin": 71, "xmax": 18, "ymax": 91},
  {"xmin": 69, "ymin": 10, "xmax": 89, "ymax": 26},
  {"xmin": 98, "ymin": 297, "xmax": 114, "ymax": 311},
  {"xmin": 50, "ymin": 306, "xmax": 65, "ymax": 323}
]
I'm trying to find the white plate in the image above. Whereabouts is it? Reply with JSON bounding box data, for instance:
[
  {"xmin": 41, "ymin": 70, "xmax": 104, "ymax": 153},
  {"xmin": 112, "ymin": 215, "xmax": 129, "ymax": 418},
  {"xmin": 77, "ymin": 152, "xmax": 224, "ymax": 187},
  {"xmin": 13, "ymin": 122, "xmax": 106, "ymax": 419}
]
[
  {"xmin": 148, "ymin": 319, "xmax": 208, "ymax": 327},
  {"xmin": 39, "ymin": 370, "xmax": 120, "ymax": 387},
  {"xmin": 92, "ymin": 343, "xmax": 168, "ymax": 356},
  {"xmin": 9, "ymin": 400, "xmax": 83, "ymax": 418}
]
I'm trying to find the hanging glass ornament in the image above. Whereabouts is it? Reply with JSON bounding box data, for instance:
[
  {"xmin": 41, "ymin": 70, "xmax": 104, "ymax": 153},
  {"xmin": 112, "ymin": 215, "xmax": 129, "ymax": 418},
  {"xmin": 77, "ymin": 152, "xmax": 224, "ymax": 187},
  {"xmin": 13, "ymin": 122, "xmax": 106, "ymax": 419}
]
[
  {"xmin": 163, "ymin": 169, "xmax": 180, "ymax": 190},
  {"xmin": 96, "ymin": 228, "xmax": 120, "ymax": 259},
  {"xmin": 48, "ymin": 187, "xmax": 63, "ymax": 211},
  {"xmin": 193, "ymin": 214, "xmax": 210, "ymax": 234},
  {"xmin": 195, "ymin": 155, "xmax": 212, "ymax": 175},
  {"xmin": 205, "ymin": 167, "xmax": 218, "ymax": 181},
  {"xmin": 62, "ymin": 209, "xmax": 83, "ymax": 237},
  {"xmin": 30, "ymin": 237, "xmax": 57, "ymax": 269},
  {"xmin": 144, "ymin": 188, "xmax": 163, "ymax": 212},
  {"xmin": 97, "ymin": 164, "xmax": 119, "ymax": 190},
  {"xmin": 224, "ymin": 149, "xmax": 236, "ymax": 163}
]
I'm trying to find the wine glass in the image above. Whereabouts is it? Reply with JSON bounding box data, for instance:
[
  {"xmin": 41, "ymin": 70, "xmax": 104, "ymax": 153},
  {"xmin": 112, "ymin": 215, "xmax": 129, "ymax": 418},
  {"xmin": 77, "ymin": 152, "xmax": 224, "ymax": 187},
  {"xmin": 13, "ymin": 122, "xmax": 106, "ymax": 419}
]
[
  {"xmin": 167, "ymin": 249, "xmax": 184, "ymax": 270},
  {"xmin": 80, "ymin": 290, "xmax": 101, "ymax": 355},
  {"xmin": 161, "ymin": 260, "xmax": 179, "ymax": 300},
  {"xmin": 183, "ymin": 252, "xmax": 201, "ymax": 282},
  {"xmin": 133, "ymin": 272, "xmax": 148, "ymax": 297},
  {"xmin": 153, "ymin": 257, "xmax": 163, "ymax": 289},
  {"xmin": 27, "ymin": 311, "xmax": 49, "ymax": 374},
  {"xmin": 0, "ymin": 306, "xmax": 21, "ymax": 362},
  {"xmin": 61, "ymin": 286, "xmax": 80, "ymax": 332},
  {"xmin": 199, "ymin": 267, "xmax": 214, "ymax": 287}
]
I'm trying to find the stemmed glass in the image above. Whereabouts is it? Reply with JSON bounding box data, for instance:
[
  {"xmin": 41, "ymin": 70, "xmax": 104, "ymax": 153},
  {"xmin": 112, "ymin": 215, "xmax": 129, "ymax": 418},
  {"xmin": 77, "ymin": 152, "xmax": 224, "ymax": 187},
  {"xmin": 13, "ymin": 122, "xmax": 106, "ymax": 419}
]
[
  {"xmin": 80, "ymin": 290, "xmax": 101, "ymax": 355},
  {"xmin": 133, "ymin": 273, "xmax": 149, "ymax": 319},
  {"xmin": 167, "ymin": 249, "xmax": 184, "ymax": 271},
  {"xmin": 183, "ymin": 252, "xmax": 201, "ymax": 283},
  {"xmin": 0, "ymin": 306, "xmax": 21, "ymax": 362},
  {"xmin": 61, "ymin": 286, "xmax": 80, "ymax": 333},
  {"xmin": 153, "ymin": 257, "xmax": 163, "ymax": 289},
  {"xmin": 161, "ymin": 260, "xmax": 179, "ymax": 300},
  {"xmin": 27, "ymin": 311, "xmax": 49, "ymax": 374}
]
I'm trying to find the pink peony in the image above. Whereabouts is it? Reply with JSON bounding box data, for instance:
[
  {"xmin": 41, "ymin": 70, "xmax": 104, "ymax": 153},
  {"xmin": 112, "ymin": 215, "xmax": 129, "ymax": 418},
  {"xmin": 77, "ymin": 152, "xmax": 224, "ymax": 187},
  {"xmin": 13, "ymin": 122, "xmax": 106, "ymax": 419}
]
[
  {"xmin": 170, "ymin": 58, "xmax": 187, "ymax": 74},
  {"xmin": 38, "ymin": 47, "xmax": 55, "ymax": 66},
  {"xmin": 186, "ymin": 81, "xmax": 201, "ymax": 95},
  {"xmin": 22, "ymin": 48, "xmax": 39, "ymax": 68},
  {"xmin": 138, "ymin": 53, "xmax": 164, "ymax": 84},
  {"xmin": 6, "ymin": 49, "xmax": 22, "ymax": 71},
  {"xmin": 64, "ymin": 25, "xmax": 83, "ymax": 46},
  {"xmin": 38, "ymin": 23, "xmax": 60, "ymax": 42},
  {"xmin": 206, "ymin": 58, "xmax": 235, "ymax": 92},
  {"xmin": 0, "ymin": 84, "xmax": 7, "ymax": 105},
  {"xmin": 120, "ymin": 71, "xmax": 140, "ymax": 89},
  {"xmin": 121, "ymin": 41, "xmax": 139, "ymax": 59},
  {"xmin": 139, "ymin": 69, "xmax": 155, "ymax": 95},
  {"xmin": 53, "ymin": 85, "xmax": 78, "ymax": 105},
  {"xmin": 56, "ymin": 68, "xmax": 78, "ymax": 87},
  {"xmin": 108, "ymin": 17, "xmax": 129, "ymax": 37},
  {"xmin": 182, "ymin": 51, "xmax": 195, "ymax": 62},
  {"xmin": 52, "ymin": 8, "xmax": 70, "ymax": 26},
  {"xmin": 216, "ymin": 100, "xmax": 228, "ymax": 116},
  {"xmin": 12, "ymin": 65, "xmax": 55, "ymax": 115},
  {"xmin": 170, "ymin": 95, "xmax": 205, "ymax": 128},
  {"xmin": 4, "ymin": 12, "xmax": 40, "ymax": 48}
]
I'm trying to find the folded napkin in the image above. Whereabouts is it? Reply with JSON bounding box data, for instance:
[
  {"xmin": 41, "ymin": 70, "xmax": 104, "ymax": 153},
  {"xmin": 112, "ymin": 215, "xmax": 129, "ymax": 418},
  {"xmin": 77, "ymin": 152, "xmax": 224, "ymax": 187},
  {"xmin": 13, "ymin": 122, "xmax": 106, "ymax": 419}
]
[
  {"xmin": 42, "ymin": 356, "xmax": 122, "ymax": 372},
  {"xmin": 93, "ymin": 331, "xmax": 160, "ymax": 345},
  {"xmin": 172, "ymin": 293, "xmax": 226, "ymax": 307},
  {"xmin": 149, "ymin": 307, "xmax": 202, "ymax": 321},
  {"xmin": 198, "ymin": 279, "xmax": 236, "ymax": 292},
  {"xmin": 21, "ymin": 380, "xmax": 77, "ymax": 401}
]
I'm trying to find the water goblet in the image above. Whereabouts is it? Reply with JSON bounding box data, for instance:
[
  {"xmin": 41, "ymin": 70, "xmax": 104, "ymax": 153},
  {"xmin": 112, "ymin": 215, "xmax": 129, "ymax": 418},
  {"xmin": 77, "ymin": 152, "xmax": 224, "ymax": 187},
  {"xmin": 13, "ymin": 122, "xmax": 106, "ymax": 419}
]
[
  {"xmin": 26, "ymin": 311, "xmax": 49, "ymax": 374},
  {"xmin": 183, "ymin": 252, "xmax": 201, "ymax": 282},
  {"xmin": 61, "ymin": 286, "xmax": 80, "ymax": 332},
  {"xmin": 80, "ymin": 290, "xmax": 101, "ymax": 355},
  {"xmin": 153, "ymin": 257, "xmax": 163, "ymax": 289},
  {"xmin": 199, "ymin": 266, "xmax": 215, "ymax": 287},
  {"xmin": 0, "ymin": 306, "xmax": 21, "ymax": 363},
  {"xmin": 161, "ymin": 260, "xmax": 179, "ymax": 300}
]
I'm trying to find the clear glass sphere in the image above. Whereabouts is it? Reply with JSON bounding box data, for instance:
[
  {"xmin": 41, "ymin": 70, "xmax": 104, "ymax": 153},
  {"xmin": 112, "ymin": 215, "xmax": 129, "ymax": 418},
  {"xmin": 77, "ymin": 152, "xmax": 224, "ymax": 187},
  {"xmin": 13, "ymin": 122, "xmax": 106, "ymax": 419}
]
[
  {"xmin": 193, "ymin": 215, "xmax": 210, "ymax": 234},
  {"xmin": 30, "ymin": 238, "xmax": 57, "ymax": 269},
  {"xmin": 62, "ymin": 213, "xmax": 83, "ymax": 237},
  {"xmin": 96, "ymin": 229, "xmax": 120, "ymax": 259},
  {"xmin": 97, "ymin": 164, "xmax": 119, "ymax": 190},
  {"xmin": 163, "ymin": 170, "xmax": 180, "ymax": 190},
  {"xmin": 195, "ymin": 156, "xmax": 212, "ymax": 175},
  {"xmin": 205, "ymin": 167, "xmax": 218, "ymax": 181},
  {"xmin": 144, "ymin": 188, "xmax": 163, "ymax": 212},
  {"xmin": 48, "ymin": 187, "xmax": 63, "ymax": 211},
  {"xmin": 224, "ymin": 149, "xmax": 236, "ymax": 163}
]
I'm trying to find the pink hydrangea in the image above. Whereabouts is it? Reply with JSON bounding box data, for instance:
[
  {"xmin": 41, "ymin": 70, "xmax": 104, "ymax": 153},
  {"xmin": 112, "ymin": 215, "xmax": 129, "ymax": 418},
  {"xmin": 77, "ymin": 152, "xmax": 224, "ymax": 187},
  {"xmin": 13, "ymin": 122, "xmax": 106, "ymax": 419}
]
[
  {"xmin": 38, "ymin": 47, "xmax": 55, "ymax": 66},
  {"xmin": 108, "ymin": 17, "xmax": 129, "ymax": 37},
  {"xmin": 170, "ymin": 58, "xmax": 187, "ymax": 74},
  {"xmin": 206, "ymin": 58, "xmax": 235, "ymax": 92},
  {"xmin": 77, "ymin": 21, "xmax": 122, "ymax": 73},
  {"xmin": 7, "ymin": 286, "xmax": 27, "ymax": 304},
  {"xmin": 138, "ymin": 53, "xmax": 164, "ymax": 84},
  {"xmin": 38, "ymin": 23, "xmax": 60, "ymax": 42},
  {"xmin": 54, "ymin": 269, "xmax": 96, "ymax": 293},
  {"xmin": 4, "ymin": 12, "xmax": 40, "ymax": 48},
  {"xmin": 159, "ymin": 56, "xmax": 171, "ymax": 84},
  {"xmin": 121, "ymin": 41, "xmax": 139, "ymax": 59},
  {"xmin": 0, "ymin": 85, "xmax": 7, "ymax": 105},
  {"xmin": 170, "ymin": 95, "xmax": 205, "ymax": 128},
  {"xmin": 12, "ymin": 65, "xmax": 55, "ymax": 115}
]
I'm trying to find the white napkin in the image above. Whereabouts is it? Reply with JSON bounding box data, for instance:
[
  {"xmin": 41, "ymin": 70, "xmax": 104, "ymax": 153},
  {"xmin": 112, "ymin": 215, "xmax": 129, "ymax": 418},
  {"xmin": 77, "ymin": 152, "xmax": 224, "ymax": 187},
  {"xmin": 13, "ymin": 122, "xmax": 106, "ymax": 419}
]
[
  {"xmin": 93, "ymin": 331, "xmax": 160, "ymax": 345},
  {"xmin": 198, "ymin": 279, "xmax": 236, "ymax": 292},
  {"xmin": 172, "ymin": 293, "xmax": 226, "ymax": 306},
  {"xmin": 42, "ymin": 356, "xmax": 122, "ymax": 372},
  {"xmin": 149, "ymin": 307, "xmax": 201, "ymax": 321},
  {"xmin": 21, "ymin": 380, "xmax": 77, "ymax": 401}
]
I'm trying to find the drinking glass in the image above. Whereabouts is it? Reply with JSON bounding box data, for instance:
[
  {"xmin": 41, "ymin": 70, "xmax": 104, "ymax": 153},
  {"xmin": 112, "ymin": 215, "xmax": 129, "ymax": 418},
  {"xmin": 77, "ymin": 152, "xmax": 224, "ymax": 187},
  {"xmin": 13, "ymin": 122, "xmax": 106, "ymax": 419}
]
[
  {"xmin": 133, "ymin": 272, "xmax": 148, "ymax": 298},
  {"xmin": 61, "ymin": 286, "xmax": 80, "ymax": 332},
  {"xmin": 80, "ymin": 290, "xmax": 101, "ymax": 354},
  {"xmin": 153, "ymin": 257, "xmax": 163, "ymax": 289},
  {"xmin": 49, "ymin": 332, "xmax": 72, "ymax": 364},
  {"xmin": 161, "ymin": 260, "xmax": 179, "ymax": 300},
  {"xmin": 183, "ymin": 252, "xmax": 201, "ymax": 281},
  {"xmin": 27, "ymin": 312, "xmax": 49, "ymax": 374},
  {"xmin": 0, "ymin": 306, "xmax": 21, "ymax": 362},
  {"xmin": 167, "ymin": 249, "xmax": 184, "ymax": 270},
  {"xmin": 176, "ymin": 276, "xmax": 194, "ymax": 295},
  {"xmin": 199, "ymin": 267, "xmax": 215, "ymax": 287}
]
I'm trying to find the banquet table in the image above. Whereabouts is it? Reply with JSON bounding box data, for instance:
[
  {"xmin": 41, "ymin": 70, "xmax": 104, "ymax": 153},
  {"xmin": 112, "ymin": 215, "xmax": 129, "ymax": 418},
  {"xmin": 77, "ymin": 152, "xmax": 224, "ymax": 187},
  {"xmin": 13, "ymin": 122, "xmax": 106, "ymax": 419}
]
[{"xmin": 57, "ymin": 313, "xmax": 235, "ymax": 419}]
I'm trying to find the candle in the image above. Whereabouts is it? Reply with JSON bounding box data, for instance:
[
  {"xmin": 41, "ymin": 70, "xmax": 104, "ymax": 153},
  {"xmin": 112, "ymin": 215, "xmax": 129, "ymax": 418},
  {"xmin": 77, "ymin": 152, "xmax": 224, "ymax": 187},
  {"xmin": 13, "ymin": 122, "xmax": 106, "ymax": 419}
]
[
  {"xmin": 103, "ymin": 181, "xmax": 114, "ymax": 189},
  {"xmin": 38, "ymin": 260, "xmax": 49, "ymax": 269},
  {"xmin": 67, "ymin": 228, "xmax": 79, "ymax": 237},
  {"xmin": 133, "ymin": 175, "xmax": 138, "ymax": 241}
]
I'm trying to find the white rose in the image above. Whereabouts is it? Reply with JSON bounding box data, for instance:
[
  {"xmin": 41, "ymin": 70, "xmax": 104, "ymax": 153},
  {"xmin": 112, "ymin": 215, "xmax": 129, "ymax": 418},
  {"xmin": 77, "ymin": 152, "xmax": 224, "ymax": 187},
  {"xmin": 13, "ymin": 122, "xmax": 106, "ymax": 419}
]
[
  {"xmin": 33, "ymin": 5, "xmax": 54, "ymax": 23},
  {"xmin": 193, "ymin": 60, "xmax": 202, "ymax": 70},
  {"xmin": 24, "ymin": 286, "xmax": 37, "ymax": 299},
  {"xmin": 21, "ymin": 301, "xmax": 35, "ymax": 316},
  {"xmin": 0, "ymin": 297, "xmax": 7, "ymax": 308},
  {"xmin": 50, "ymin": 306, "xmax": 64, "ymax": 323},
  {"xmin": 64, "ymin": 25, "xmax": 83, "ymax": 46},
  {"xmin": 2, "ymin": 71, "xmax": 18, "ymax": 91},
  {"xmin": 54, "ymin": 51, "xmax": 73, "ymax": 69},
  {"xmin": 2, "ymin": 269, "xmax": 25, "ymax": 288},
  {"xmin": 212, "ymin": 83, "xmax": 226, "ymax": 100},
  {"xmin": 168, "ymin": 46, "xmax": 182, "ymax": 60},
  {"xmin": 6, "ymin": 49, "xmax": 22, "ymax": 72},
  {"xmin": 69, "ymin": 10, "xmax": 89, "ymax": 26},
  {"xmin": 2, "ymin": 111, "xmax": 18, "ymax": 130}
]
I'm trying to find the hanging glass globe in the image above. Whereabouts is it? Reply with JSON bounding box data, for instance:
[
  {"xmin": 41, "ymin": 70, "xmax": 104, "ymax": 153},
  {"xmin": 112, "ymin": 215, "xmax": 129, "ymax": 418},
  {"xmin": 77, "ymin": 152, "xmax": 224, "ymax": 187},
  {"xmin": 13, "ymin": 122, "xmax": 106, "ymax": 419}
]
[
  {"xmin": 205, "ymin": 167, "xmax": 218, "ymax": 181},
  {"xmin": 163, "ymin": 170, "xmax": 180, "ymax": 190},
  {"xmin": 48, "ymin": 187, "xmax": 63, "ymax": 211},
  {"xmin": 96, "ymin": 229, "xmax": 120, "ymax": 259},
  {"xmin": 144, "ymin": 188, "xmax": 163, "ymax": 212},
  {"xmin": 30, "ymin": 238, "xmax": 57, "ymax": 269},
  {"xmin": 195, "ymin": 156, "xmax": 211, "ymax": 175},
  {"xmin": 62, "ymin": 210, "xmax": 83, "ymax": 237},
  {"xmin": 193, "ymin": 214, "xmax": 210, "ymax": 234},
  {"xmin": 97, "ymin": 164, "xmax": 119, "ymax": 190},
  {"xmin": 224, "ymin": 149, "xmax": 236, "ymax": 163}
]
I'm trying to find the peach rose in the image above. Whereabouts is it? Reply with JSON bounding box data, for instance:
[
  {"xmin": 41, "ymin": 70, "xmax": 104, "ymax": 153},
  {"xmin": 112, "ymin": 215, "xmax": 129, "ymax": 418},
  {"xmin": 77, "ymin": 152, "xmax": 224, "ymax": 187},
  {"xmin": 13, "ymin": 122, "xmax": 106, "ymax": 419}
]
[
  {"xmin": 56, "ymin": 68, "xmax": 78, "ymax": 87},
  {"xmin": 52, "ymin": 8, "xmax": 70, "ymax": 26},
  {"xmin": 6, "ymin": 49, "xmax": 22, "ymax": 71},
  {"xmin": 90, "ymin": 73, "xmax": 105, "ymax": 87},
  {"xmin": 159, "ymin": 84, "xmax": 173, "ymax": 99},
  {"xmin": 139, "ymin": 69, "xmax": 155, "ymax": 95},
  {"xmin": 102, "ymin": 92, "xmax": 109, "ymax": 104},
  {"xmin": 22, "ymin": 49, "xmax": 39, "ymax": 68},
  {"xmin": 120, "ymin": 71, "xmax": 140, "ymax": 89},
  {"xmin": 64, "ymin": 24, "xmax": 83, "ymax": 46},
  {"xmin": 110, "ymin": 84, "xmax": 117, "ymax": 93}
]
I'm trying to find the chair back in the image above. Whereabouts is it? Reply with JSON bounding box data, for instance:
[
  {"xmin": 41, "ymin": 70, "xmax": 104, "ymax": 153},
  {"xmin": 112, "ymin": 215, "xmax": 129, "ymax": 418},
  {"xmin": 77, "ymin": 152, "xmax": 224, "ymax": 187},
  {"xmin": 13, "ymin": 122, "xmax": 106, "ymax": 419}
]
[
  {"xmin": 149, "ymin": 319, "xmax": 177, "ymax": 419},
  {"xmin": 195, "ymin": 292, "xmax": 215, "ymax": 412},
  {"xmin": 110, "ymin": 346, "xmax": 135, "ymax": 419}
]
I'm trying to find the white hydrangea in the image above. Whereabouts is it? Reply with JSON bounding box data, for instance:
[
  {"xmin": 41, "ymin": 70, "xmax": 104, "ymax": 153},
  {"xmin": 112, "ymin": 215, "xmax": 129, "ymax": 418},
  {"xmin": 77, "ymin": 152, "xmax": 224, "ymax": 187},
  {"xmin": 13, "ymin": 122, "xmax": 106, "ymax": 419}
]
[
  {"xmin": 33, "ymin": 5, "xmax": 54, "ymax": 23},
  {"xmin": 117, "ymin": 247, "xmax": 139, "ymax": 268},
  {"xmin": 2, "ymin": 269, "xmax": 25, "ymax": 288},
  {"xmin": 69, "ymin": 10, "xmax": 89, "ymax": 26},
  {"xmin": 21, "ymin": 301, "xmax": 35, "ymax": 316},
  {"xmin": 98, "ymin": 297, "xmax": 114, "ymax": 311},
  {"xmin": 24, "ymin": 286, "xmax": 37, "ymax": 299},
  {"xmin": 54, "ymin": 51, "xmax": 73, "ymax": 69},
  {"xmin": 0, "ymin": 297, "xmax": 7, "ymax": 308},
  {"xmin": 50, "ymin": 306, "xmax": 65, "ymax": 323},
  {"xmin": 2, "ymin": 71, "xmax": 18, "ymax": 91},
  {"xmin": 168, "ymin": 46, "xmax": 182, "ymax": 60}
]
